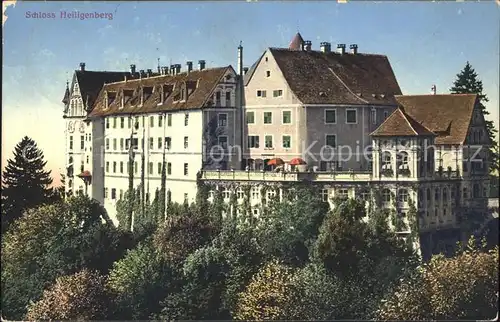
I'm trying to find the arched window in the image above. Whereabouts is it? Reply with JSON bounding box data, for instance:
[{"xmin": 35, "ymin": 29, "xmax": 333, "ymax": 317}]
[
  {"xmin": 426, "ymin": 188, "xmax": 431, "ymax": 201},
  {"xmin": 70, "ymin": 100, "xmax": 75, "ymax": 115},
  {"xmin": 398, "ymin": 189, "xmax": 409, "ymax": 203},
  {"xmin": 443, "ymin": 187, "xmax": 448, "ymax": 202},
  {"xmin": 434, "ymin": 188, "xmax": 440, "ymax": 202},
  {"xmin": 382, "ymin": 189, "xmax": 391, "ymax": 203},
  {"xmin": 397, "ymin": 151, "xmax": 409, "ymax": 169},
  {"xmin": 68, "ymin": 156, "xmax": 73, "ymax": 165},
  {"xmin": 382, "ymin": 152, "xmax": 392, "ymax": 169},
  {"xmin": 236, "ymin": 187, "xmax": 244, "ymax": 199}
]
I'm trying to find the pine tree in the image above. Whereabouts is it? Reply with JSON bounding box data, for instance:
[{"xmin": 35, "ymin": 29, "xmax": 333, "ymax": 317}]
[
  {"xmin": 1, "ymin": 136, "xmax": 54, "ymax": 231},
  {"xmin": 450, "ymin": 62, "xmax": 499, "ymax": 174}
]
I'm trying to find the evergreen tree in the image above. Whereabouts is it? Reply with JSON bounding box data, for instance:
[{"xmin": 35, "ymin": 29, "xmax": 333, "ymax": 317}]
[
  {"xmin": 450, "ymin": 62, "xmax": 499, "ymax": 173},
  {"xmin": 1, "ymin": 137, "xmax": 54, "ymax": 232}
]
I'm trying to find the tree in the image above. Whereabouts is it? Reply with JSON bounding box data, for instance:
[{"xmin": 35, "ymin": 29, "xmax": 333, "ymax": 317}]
[
  {"xmin": 450, "ymin": 61, "xmax": 498, "ymax": 174},
  {"xmin": 377, "ymin": 240, "xmax": 499, "ymax": 320},
  {"xmin": 107, "ymin": 242, "xmax": 174, "ymax": 319},
  {"xmin": 1, "ymin": 195, "xmax": 133, "ymax": 320},
  {"xmin": 234, "ymin": 260, "xmax": 299, "ymax": 320},
  {"xmin": 25, "ymin": 269, "xmax": 112, "ymax": 320},
  {"xmin": 1, "ymin": 136, "xmax": 54, "ymax": 232}
]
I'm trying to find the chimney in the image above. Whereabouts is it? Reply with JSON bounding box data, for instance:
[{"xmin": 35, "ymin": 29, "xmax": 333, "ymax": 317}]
[
  {"xmin": 186, "ymin": 61, "xmax": 193, "ymax": 73},
  {"xmin": 146, "ymin": 69, "xmax": 152, "ymax": 77},
  {"xmin": 431, "ymin": 84, "xmax": 437, "ymax": 95},
  {"xmin": 170, "ymin": 65, "xmax": 175, "ymax": 75},
  {"xmin": 337, "ymin": 44, "xmax": 346, "ymax": 55},
  {"xmin": 304, "ymin": 40, "xmax": 312, "ymax": 51},
  {"xmin": 198, "ymin": 60, "xmax": 206, "ymax": 71},
  {"xmin": 237, "ymin": 42, "xmax": 243, "ymax": 76},
  {"xmin": 175, "ymin": 64, "xmax": 181, "ymax": 75},
  {"xmin": 243, "ymin": 67, "xmax": 249, "ymax": 75},
  {"xmin": 79, "ymin": 62, "xmax": 86, "ymax": 71},
  {"xmin": 130, "ymin": 64, "xmax": 136, "ymax": 74},
  {"xmin": 320, "ymin": 42, "xmax": 331, "ymax": 53},
  {"xmin": 349, "ymin": 44, "xmax": 358, "ymax": 54},
  {"xmin": 139, "ymin": 70, "xmax": 145, "ymax": 79}
]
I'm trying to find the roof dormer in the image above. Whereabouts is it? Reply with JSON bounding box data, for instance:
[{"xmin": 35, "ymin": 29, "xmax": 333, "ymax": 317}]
[{"xmin": 105, "ymin": 91, "xmax": 117, "ymax": 109}]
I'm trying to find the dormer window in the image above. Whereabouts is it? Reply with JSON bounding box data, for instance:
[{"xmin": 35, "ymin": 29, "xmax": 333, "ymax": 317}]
[
  {"xmin": 160, "ymin": 84, "xmax": 174, "ymax": 105},
  {"xmin": 142, "ymin": 86, "xmax": 153, "ymax": 106},
  {"xmin": 105, "ymin": 91, "xmax": 117, "ymax": 109},
  {"xmin": 180, "ymin": 84, "xmax": 186, "ymax": 101},
  {"xmin": 122, "ymin": 89, "xmax": 134, "ymax": 109}
]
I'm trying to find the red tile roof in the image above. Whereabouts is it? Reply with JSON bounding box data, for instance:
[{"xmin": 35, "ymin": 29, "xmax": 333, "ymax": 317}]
[
  {"xmin": 371, "ymin": 107, "xmax": 435, "ymax": 137},
  {"xmin": 289, "ymin": 32, "xmax": 305, "ymax": 50},
  {"xmin": 88, "ymin": 66, "xmax": 234, "ymax": 118},
  {"xmin": 270, "ymin": 48, "xmax": 402, "ymax": 105},
  {"xmin": 395, "ymin": 94, "xmax": 477, "ymax": 144}
]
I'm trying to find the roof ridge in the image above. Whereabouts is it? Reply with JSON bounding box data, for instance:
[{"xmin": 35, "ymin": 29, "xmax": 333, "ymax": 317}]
[{"xmin": 395, "ymin": 93, "xmax": 477, "ymax": 97}]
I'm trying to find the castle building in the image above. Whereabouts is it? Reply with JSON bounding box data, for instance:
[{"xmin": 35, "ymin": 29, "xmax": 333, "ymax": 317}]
[{"xmin": 62, "ymin": 33, "xmax": 492, "ymax": 257}]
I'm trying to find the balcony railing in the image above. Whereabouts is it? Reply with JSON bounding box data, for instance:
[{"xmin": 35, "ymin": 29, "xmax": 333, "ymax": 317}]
[{"xmin": 200, "ymin": 170, "xmax": 372, "ymax": 182}]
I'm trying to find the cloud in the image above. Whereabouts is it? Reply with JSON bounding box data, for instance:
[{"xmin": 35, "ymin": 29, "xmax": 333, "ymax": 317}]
[{"xmin": 97, "ymin": 24, "xmax": 113, "ymax": 37}]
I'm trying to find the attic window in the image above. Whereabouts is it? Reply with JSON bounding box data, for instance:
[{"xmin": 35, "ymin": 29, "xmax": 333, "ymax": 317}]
[
  {"xmin": 266, "ymin": 71, "xmax": 271, "ymax": 77},
  {"xmin": 225, "ymin": 75, "xmax": 232, "ymax": 80},
  {"xmin": 160, "ymin": 84, "xmax": 174, "ymax": 105},
  {"xmin": 371, "ymin": 94, "xmax": 377, "ymax": 98},
  {"xmin": 319, "ymin": 91, "xmax": 326, "ymax": 97},
  {"xmin": 380, "ymin": 94, "xmax": 386, "ymax": 99},
  {"xmin": 123, "ymin": 89, "xmax": 134, "ymax": 106},
  {"xmin": 106, "ymin": 91, "xmax": 117, "ymax": 109},
  {"xmin": 143, "ymin": 86, "xmax": 153, "ymax": 103},
  {"xmin": 186, "ymin": 80, "xmax": 197, "ymax": 98}
]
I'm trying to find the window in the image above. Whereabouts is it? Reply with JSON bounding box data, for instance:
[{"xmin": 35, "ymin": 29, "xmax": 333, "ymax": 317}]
[
  {"xmin": 80, "ymin": 135, "xmax": 84, "ymax": 150},
  {"xmin": 149, "ymin": 138, "xmax": 154, "ymax": 150},
  {"xmin": 105, "ymin": 138, "xmax": 109, "ymax": 150},
  {"xmin": 215, "ymin": 91, "xmax": 221, "ymax": 105},
  {"xmin": 120, "ymin": 117, "xmax": 124, "ymax": 128},
  {"xmin": 338, "ymin": 189, "xmax": 349, "ymax": 199},
  {"xmin": 282, "ymin": 135, "xmax": 291, "ymax": 149},
  {"xmin": 397, "ymin": 151, "xmax": 409, "ymax": 169},
  {"xmin": 119, "ymin": 189, "xmax": 123, "ymax": 200},
  {"xmin": 120, "ymin": 138, "xmax": 124, "ymax": 150},
  {"xmin": 326, "ymin": 135, "xmax": 336, "ymax": 148},
  {"xmin": 371, "ymin": 109, "xmax": 376, "ymax": 124},
  {"xmin": 237, "ymin": 188, "xmax": 244, "ymax": 199},
  {"xmin": 463, "ymin": 187, "xmax": 468, "ymax": 199},
  {"xmin": 106, "ymin": 118, "xmax": 110, "ymax": 129},
  {"xmin": 473, "ymin": 183, "xmax": 480, "ymax": 198},
  {"xmin": 86, "ymin": 155, "xmax": 89, "ymax": 164},
  {"xmin": 273, "ymin": 90, "xmax": 283, "ymax": 97},
  {"xmin": 184, "ymin": 163, "xmax": 188, "ymax": 176},
  {"xmin": 113, "ymin": 117, "xmax": 117, "ymax": 128},
  {"xmin": 223, "ymin": 188, "xmax": 230, "ymax": 199},
  {"xmin": 384, "ymin": 111, "xmax": 389, "ymax": 119},
  {"xmin": 225, "ymin": 91, "xmax": 231, "ymax": 103},
  {"xmin": 248, "ymin": 135, "xmax": 260, "ymax": 148},
  {"xmin": 252, "ymin": 208, "xmax": 260, "ymax": 216},
  {"xmin": 218, "ymin": 113, "xmax": 227, "ymax": 127},
  {"xmin": 321, "ymin": 189, "xmax": 329, "ymax": 202},
  {"xmin": 69, "ymin": 136, "xmax": 74, "ymax": 150},
  {"xmin": 134, "ymin": 162, "xmax": 138, "ymax": 174},
  {"xmin": 165, "ymin": 137, "xmax": 171, "ymax": 150},
  {"xmin": 443, "ymin": 188, "xmax": 448, "ymax": 202},
  {"xmin": 267, "ymin": 188, "xmax": 277, "ymax": 200},
  {"xmin": 218, "ymin": 136, "xmax": 228, "ymax": 149},
  {"xmin": 264, "ymin": 112, "xmax": 272, "ymax": 124},
  {"xmin": 184, "ymin": 193, "xmax": 189, "ymax": 204},
  {"xmin": 382, "ymin": 189, "xmax": 391, "ymax": 203},
  {"xmin": 346, "ymin": 109, "xmax": 357, "ymax": 124},
  {"xmin": 435, "ymin": 188, "xmax": 440, "ymax": 202},
  {"xmin": 127, "ymin": 117, "xmax": 131, "ymax": 128},
  {"xmin": 113, "ymin": 162, "xmax": 117, "ymax": 173},
  {"xmin": 257, "ymin": 90, "xmax": 267, "ymax": 97},
  {"xmin": 360, "ymin": 190, "xmax": 370, "ymax": 201},
  {"xmin": 104, "ymin": 188, "xmax": 108, "ymax": 199},
  {"xmin": 325, "ymin": 109, "xmax": 336, "ymax": 124},
  {"xmin": 158, "ymin": 137, "xmax": 163, "ymax": 149},
  {"xmin": 158, "ymin": 115, "xmax": 163, "ymax": 127},
  {"xmin": 120, "ymin": 162, "xmax": 124, "ymax": 173},
  {"xmin": 265, "ymin": 135, "xmax": 273, "ymax": 148},
  {"xmin": 105, "ymin": 162, "xmax": 109, "ymax": 173},
  {"xmin": 148, "ymin": 162, "xmax": 153, "ymax": 175},
  {"xmin": 150, "ymin": 116, "xmax": 154, "ymax": 127},
  {"xmin": 113, "ymin": 138, "xmax": 117, "ymax": 150},
  {"xmin": 398, "ymin": 189, "xmax": 409, "ymax": 203},
  {"xmin": 251, "ymin": 187, "xmax": 259, "ymax": 199},
  {"xmin": 246, "ymin": 111, "xmax": 255, "ymax": 124},
  {"xmin": 155, "ymin": 162, "xmax": 161, "ymax": 174},
  {"xmin": 282, "ymin": 111, "xmax": 291, "ymax": 124},
  {"xmin": 266, "ymin": 71, "xmax": 271, "ymax": 77},
  {"xmin": 167, "ymin": 162, "xmax": 172, "ymax": 175},
  {"xmin": 382, "ymin": 152, "xmax": 392, "ymax": 169},
  {"xmin": 184, "ymin": 136, "xmax": 189, "ymax": 149},
  {"xmin": 167, "ymin": 114, "xmax": 172, "ymax": 126},
  {"xmin": 184, "ymin": 113, "xmax": 189, "ymax": 126}
]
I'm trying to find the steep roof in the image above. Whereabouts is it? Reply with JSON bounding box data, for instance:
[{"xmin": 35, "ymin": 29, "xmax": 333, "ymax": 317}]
[
  {"xmin": 371, "ymin": 107, "xmax": 435, "ymax": 137},
  {"xmin": 88, "ymin": 66, "xmax": 233, "ymax": 118},
  {"xmin": 288, "ymin": 32, "xmax": 304, "ymax": 51},
  {"xmin": 243, "ymin": 52, "xmax": 264, "ymax": 86},
  {"xmin": 74, "ymin": 70, "xmax": 132, "ymax": 112},
  {"xmin": 395, "ymin": 94, "xmax": 477, "ymax": 144},
  {"xmin": 269, "ymin": 48, "xmax": 402, "ymax": 105}
]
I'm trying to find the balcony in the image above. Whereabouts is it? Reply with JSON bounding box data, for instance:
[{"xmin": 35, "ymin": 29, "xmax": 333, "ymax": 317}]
[{"xmin": 199, "ymin": 169, "xmax": 372, "ymax": 183}]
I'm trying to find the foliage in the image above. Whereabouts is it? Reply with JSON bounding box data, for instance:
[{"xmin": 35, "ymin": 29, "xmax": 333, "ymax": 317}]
[
  {"xmin": 234, "ymin": 260, "xmax": 299, "ymax": 320},
  {"xmin": 107, "ymin": 242, "xmax": 174, "ymax": 319},
  {"xmin": 1, "ymin": 136, "xmax": 55, "ymax": 233},
  {"xmin": 377, "ymin": 240, "xmax": 499, "ymax": 320},
  {"xmin": 25, "ymin": 269, "xmax": 112, "ymax": 320},
  {"xmin": 450, "ymin": 61, "xmax": 498, "ymax": 174},
  {"xmin": 255, "ymin": 183, "xmax": 330, "ymax": 266},
  {"xmin": 1, "ymin": 195, "xmax": 133, "ymax": 320}
]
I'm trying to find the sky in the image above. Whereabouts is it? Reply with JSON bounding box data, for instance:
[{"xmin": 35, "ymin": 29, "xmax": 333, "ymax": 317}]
[{"xmin": 2, "ymin": 1, "xmax": 499, "ymax": 186}]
